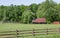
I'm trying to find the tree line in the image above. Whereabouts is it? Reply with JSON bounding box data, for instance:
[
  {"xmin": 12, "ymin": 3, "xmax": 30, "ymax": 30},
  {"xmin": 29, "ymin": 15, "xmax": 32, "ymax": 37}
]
[{"xmin": 0, "ymin": 0, "xmax": 60, "ymax": 24}]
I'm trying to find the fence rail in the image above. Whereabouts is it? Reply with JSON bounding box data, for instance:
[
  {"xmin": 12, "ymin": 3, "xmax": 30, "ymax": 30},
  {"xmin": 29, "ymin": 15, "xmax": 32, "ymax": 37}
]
[{"xmin": 0, "ymin": 28, "xmax": 60, "ymax": 38}]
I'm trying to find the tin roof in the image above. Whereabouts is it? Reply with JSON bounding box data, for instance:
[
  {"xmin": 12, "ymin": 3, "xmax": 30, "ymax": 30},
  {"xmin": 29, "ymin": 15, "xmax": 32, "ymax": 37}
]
[{"xmin": 32, "ymin": 18, "xmax": 46, "ymax": 23}]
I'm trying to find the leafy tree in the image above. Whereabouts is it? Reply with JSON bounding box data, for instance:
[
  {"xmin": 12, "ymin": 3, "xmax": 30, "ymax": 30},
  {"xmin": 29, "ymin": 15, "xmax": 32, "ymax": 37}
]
[
  {"xmin": 36, "ymin": 0, "xmax": 50, "ymax": 18},
  {"xmin": 22, "ymin": 9, "xmax": 33, "ymax": 23},
  {"xmin": 30, "ymin": 3, "xmax": 38, "ymax": 13},
  {"xmin": 45, "ymin": 7, "xmax": 59, "ymax": 22},
  {"xmin": 0, "ymin": 0, "xmax": 60, "ymax": 23}
]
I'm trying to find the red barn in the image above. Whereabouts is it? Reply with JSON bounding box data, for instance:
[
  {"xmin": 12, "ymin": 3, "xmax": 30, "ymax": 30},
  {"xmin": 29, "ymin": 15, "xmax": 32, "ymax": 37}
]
[
  {"xmin": 32, "ymin": 18, "xmax": 46, "ymax": 24},
  {"xmin": 53, "ymin": 21, "xmax": 60, "ymax": 24}
]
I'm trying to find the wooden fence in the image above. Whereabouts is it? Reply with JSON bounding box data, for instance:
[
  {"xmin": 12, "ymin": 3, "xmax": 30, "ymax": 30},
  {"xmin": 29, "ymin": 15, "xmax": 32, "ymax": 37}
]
[{"xmin": 0, "ymin": 28, "xmax": 60, "ymax": 38}]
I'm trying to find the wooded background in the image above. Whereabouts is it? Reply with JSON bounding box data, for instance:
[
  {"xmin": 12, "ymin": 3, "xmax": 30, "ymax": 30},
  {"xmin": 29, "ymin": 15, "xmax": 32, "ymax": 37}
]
[{"xmin": 0, "ymin": 0, "xmax": 60, "ymax": 23}]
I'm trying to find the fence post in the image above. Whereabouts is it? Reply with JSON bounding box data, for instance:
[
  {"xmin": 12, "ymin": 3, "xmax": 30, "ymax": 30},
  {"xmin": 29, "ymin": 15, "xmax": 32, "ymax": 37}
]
[
  {"xmin": 46, "ymin": 28, "xmax": 48, "ymax": 35},
  {"xmin": 32, "ymin": 29, "xmax": 35, "ymax": 36},
  {"xmin": 59, "ymin": 28, "xmax": 60, "ymax": 33},
  {"xmin": 16, "ymin": 30, "xmax": 19, "ymax": 38}
]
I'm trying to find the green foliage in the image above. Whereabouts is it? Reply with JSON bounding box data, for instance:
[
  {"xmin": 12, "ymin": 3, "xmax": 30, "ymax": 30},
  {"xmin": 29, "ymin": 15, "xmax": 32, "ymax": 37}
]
[
  {"xmin": 0, "ymin": 0, "xmax": 60, "ymax": 23},
  {"xmin": 30, "ymin": 3, "xmax": 38, "ymax": 13},
  {"xmin": 22, "ymin": 9, "xmax": 33, "ymax": 23}
]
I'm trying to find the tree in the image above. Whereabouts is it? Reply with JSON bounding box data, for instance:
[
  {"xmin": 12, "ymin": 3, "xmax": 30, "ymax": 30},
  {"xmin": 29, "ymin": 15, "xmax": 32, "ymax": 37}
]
[
  {"xmin": 22, "ymin": 9, "xmax": 33, "ymax": 23},
  {"xmin": 0, "ymin": 0, "xmax": 60, "ymax": 23},
  {"xmin": 0, "ymin": 5, "xmax": 4, "ymax": 21},
  {"xmin": 30, "ymin": 3, "xmax": 38, "ymax": 19},
  {"xmin": 36, "ymin": 0, "xmax": 50, "ymax": 18},
  {"xmin": 54, "ymin": 4, "xmax": 60, "ymax": 11},
  {"xmin": 30, "ymin": 3, "xmax": 38, "ymax": 13},
  {"xmin": 45, "ymin": 7, "xmax": 59, "ymax": 22}
]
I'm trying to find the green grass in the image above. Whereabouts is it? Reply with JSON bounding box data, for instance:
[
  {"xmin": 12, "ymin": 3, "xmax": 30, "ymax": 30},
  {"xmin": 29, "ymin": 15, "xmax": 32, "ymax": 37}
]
[
  {"xmin": 35, "ymin": 34, "xmax": 60, "ymax": 38},
  {"xmin": 0, "ymin": 23, "xmax": 60, "ymax": 38},
  {"xmin": 0, "ymin": 23, "xmax": 60, "ymax": 31},
  {"xmin": 0, "ymin": 34, "xmax": 60, "ymax": 38}
]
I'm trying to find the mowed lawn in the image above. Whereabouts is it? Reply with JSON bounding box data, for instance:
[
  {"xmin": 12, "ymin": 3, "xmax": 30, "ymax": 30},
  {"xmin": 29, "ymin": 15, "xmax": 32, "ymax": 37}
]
[{"xmin": 0, "ymin": 23, "xmax": 60, "ymax": 31}]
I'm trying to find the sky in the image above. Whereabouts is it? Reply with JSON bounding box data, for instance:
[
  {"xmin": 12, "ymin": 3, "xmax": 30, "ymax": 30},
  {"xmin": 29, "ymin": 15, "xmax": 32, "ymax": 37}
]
[{"xmin": 0, "ymin": 0, "xmax": 60, "ymax": 6}]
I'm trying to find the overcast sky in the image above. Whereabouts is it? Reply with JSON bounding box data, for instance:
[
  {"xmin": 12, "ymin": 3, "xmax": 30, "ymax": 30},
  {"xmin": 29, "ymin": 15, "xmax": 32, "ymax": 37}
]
[{"xmin": 0, "ymin": 0, "xmax": 60, "ymax": 6}]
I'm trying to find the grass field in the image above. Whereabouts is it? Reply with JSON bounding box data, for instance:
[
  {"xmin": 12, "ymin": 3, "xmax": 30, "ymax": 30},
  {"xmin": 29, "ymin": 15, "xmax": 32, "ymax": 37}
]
[
  {"xmin": 0, "ymin": 23, "xmax": 60, "ymax": 38},
  {"xmin": 0, "ymin": 23, "xmax": 60, "ymax": 31}
]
